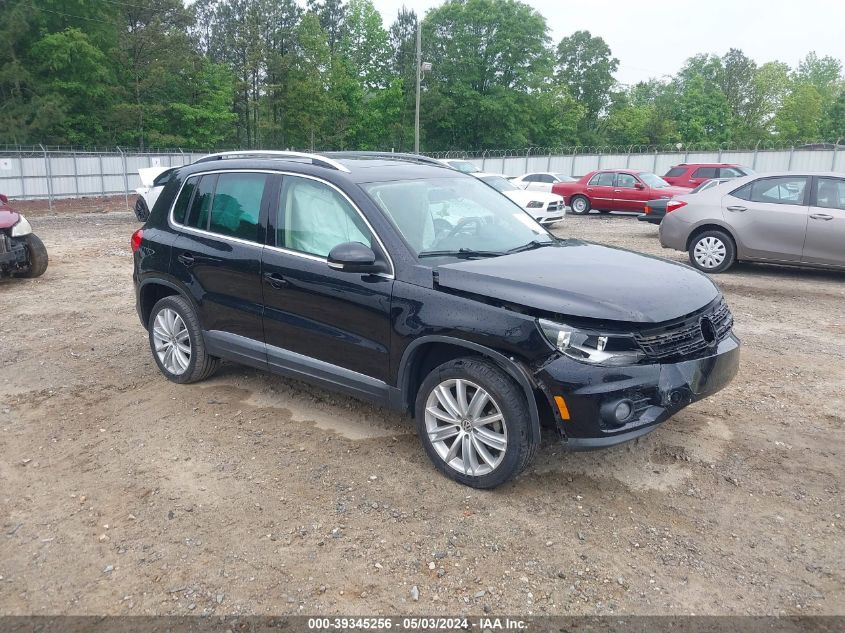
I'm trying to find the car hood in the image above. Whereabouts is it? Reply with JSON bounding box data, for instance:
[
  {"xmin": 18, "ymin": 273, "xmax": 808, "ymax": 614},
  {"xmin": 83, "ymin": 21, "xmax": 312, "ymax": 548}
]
[
  {"xmin": 434, "ymin": 241, "xmax": 719, "ymax": 324},
  {"xmin": 502, "ymin": 190, "xmax": 563, "ymax": 205},
  {"xmin": 0, "ymin": 208, "xmax": 20, "ymax": 230}
]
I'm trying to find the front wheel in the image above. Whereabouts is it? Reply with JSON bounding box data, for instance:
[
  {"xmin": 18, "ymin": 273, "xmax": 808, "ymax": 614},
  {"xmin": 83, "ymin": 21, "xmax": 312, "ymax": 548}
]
[
  {"xmin": 688, "ymin": 229, "xmax": 736, "ymax": 273},
  {"xmin": 20, "ymin": 234, "xmax": 48, "ymax": 278},
  {"xmin": 415, "ymin": 358, "xmax": 537, "ymax": 489},
  {"xmin": 570, "ymin": 195, "xmax": 591, "ymax": 215}
]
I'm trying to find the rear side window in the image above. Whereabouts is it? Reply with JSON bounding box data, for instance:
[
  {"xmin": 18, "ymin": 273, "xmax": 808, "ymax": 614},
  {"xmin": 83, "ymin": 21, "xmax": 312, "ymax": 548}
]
[
  {"xmin": 185, "ymin": 175, "xmax": 217, "ymax": 230},
  {"xmin": 692, "ymin": 167, "xmax": 718, "ymax": 179},
  {"xmin": 208, "ymin": 172, "xmax": 267, "ymax": 241},
  {"xmin": 172, "ymin": 177, "xmax": 198, "ymax": 224},
  {"xmin": 748, "ymin": 177, "xmax": 808, "ymax": 205},
  {"xmin": 665, "ymin": 167, "xmax": 686, "ymax": 177},
  {"xmin": 588, "ymin": 172, "xmax": 615, "ymax": 186}
]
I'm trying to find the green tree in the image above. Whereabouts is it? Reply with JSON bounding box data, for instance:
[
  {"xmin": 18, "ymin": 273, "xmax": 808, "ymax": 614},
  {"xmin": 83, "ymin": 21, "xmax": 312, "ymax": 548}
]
[
  {"xmin": 774, "ymin": 82, "xmax": 823, "ymax": 140},
  {"xmin": 555, "ymin": 30, "xmax": 618, "ymax": 122},
  {"xmin": 339, "ymin": 0, "xmax": 390, "ymax": 91}
]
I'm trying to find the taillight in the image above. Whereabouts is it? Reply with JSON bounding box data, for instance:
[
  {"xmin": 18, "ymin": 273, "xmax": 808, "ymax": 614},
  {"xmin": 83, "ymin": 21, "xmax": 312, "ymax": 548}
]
[
  {"xmin": 130, "ymin": 229, "xmax": 143, "ymax": 253},
  {"xmin": 666, "ymin": 200, "xmax": 688, "ymax": 213}
]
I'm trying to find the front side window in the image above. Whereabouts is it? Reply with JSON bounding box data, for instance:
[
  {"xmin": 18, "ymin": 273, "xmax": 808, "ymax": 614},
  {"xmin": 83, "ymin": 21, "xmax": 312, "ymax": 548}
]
[
  {"xmin": 616, "ymin": 173, "xmax": 639, "ymax": 188},
  {"xmin": 537, "ymin": 174, "xmax": 555, "ymax": 183},
  {"xmin": 589, "ymin": 172, "xmax": 615, "ymax": 186},
  {"xmin": 719, "ymin": 167, "xmax": 744, "ymax": 178},
  {"xmin": 277, "ymin": 176, "xmax": 372, "ymax": 258},
  {"xmin": 815, "ymin": 178, "xmax": 845, "ymax": 210},
  {"xmin": 363, "ymin": 176, "xmax": 553, "ymax": 256},
  {"xmin": 208, "ymin": 172, "xmax": 267, "ymax": 241},
  {"xmin": 748, "ymin": 177, "xmax": 808, "ymax": 205}
]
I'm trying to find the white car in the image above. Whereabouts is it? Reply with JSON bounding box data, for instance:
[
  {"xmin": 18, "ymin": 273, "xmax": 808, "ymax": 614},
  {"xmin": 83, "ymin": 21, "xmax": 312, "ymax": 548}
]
[
  {"xmin": 476, "ymin": 173, "xmax": 565, "ymax": 225},
  {"xmin": 510, "ymin": 172, "xmax": 576, "ymax": 193},
  {"xmin": 134, "ymin": 166, "xmax": 174, "ymax": 221}
]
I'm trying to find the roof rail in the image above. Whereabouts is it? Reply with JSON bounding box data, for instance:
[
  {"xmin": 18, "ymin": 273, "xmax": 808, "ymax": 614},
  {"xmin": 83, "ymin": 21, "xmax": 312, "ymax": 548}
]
[
  {"xmin": 194, "ymin": 150, "xmax": 350, "ymax": 173},
  {"xmin": 324, "ymin": 151, "xmax": 445, "ymax": 167}
]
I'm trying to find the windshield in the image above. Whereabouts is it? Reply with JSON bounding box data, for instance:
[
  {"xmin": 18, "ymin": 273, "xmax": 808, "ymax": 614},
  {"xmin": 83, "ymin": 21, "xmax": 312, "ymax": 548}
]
[
  {"xmin": 362, "ymin": 177, "xmax": 554, "ymax": 257},
  {"xmin": 447, "ymin": 160, "xmax": 481, "ymax": 174},
  {"xmin": 639, "ymin": 172, "xmax": 671, "ymax": 188},
  {"xmin": 480, "ymin": 175, "xmax": 519, "ymax": 192}
]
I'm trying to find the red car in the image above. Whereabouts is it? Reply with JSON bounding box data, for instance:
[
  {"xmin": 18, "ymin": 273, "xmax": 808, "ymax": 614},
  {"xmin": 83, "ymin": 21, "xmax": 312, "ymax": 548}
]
[
  {"xmin": 552, "ymin": 169, "xmax": 691, "ymax": 215},
  {"xmin": 662, "ymin": 163, "xmax": 753, "ymax": 188}
]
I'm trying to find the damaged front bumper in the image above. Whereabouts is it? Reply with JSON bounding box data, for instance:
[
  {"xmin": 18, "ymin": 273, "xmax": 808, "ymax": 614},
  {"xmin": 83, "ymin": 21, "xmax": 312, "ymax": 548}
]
[{"xmin": 534, "ymin": 334, "xmax": 740, "ymax": 449}]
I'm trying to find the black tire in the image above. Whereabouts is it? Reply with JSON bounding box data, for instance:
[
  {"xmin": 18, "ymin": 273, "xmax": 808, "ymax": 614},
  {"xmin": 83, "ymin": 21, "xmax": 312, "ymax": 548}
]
[
  {"xmin": 134, "ymin": 198, "xmax": 150, "ymax": 222},
  {"xmin": 148, "ymin": 295, "xmax": 219, "ymax": 384},
  {"xmin": 414, "ymin": 357, "xmax": 537, "ymax": 489},
  {"xmin": 569, "ymin": 195, "xmax": 591, "ymax": 215},
  {"xmin": 688, "ymin": 229, "xmax": 736, "ymax": 273},
  {"xmin": 20, "ymin": 234, "xmax": 48, "ymax": 278}
]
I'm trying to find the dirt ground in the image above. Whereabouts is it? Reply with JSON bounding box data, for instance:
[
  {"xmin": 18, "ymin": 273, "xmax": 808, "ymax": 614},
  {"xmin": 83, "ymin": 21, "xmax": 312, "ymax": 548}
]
[{"xmin": 1, "ymin": 209, "xmax": 843, "ymax": 617}]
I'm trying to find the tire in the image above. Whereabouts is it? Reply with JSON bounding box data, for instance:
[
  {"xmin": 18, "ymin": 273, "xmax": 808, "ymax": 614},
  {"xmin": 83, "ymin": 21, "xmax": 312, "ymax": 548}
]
[
  {"xmin": 570, "ymin": 195, "xmax": 591, "ymax": 215},
  {"xmin": 688, "ymin": 229, "xmax": 736, "ymax": 273},
  {"xmin": 20, "ymin": 234, "xmax": 48, "ymax": 278},
  {"xmin": 134, "ymin": 198, "xmax": 150, "ymax": 222},
  {"xmin": 414, "ymin": 357, "xmax": 537, "ymax": 489},
  {"xmin": 148, "ymin": 295, "xmax": 219, "ymax": 384}
]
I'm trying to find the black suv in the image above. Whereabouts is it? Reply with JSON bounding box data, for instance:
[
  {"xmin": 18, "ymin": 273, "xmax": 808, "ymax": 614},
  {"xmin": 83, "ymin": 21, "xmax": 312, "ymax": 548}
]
[{"xmin": 132, "ymin": 151, "xmax": 740, "ymax": 488}]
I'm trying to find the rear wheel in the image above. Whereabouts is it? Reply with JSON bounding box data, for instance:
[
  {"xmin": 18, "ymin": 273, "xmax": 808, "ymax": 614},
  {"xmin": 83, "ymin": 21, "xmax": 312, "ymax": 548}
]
[
  {"xmin": 688, "ymin": 229, "xmax": 736, "ymax": 273},
  {"xmin": 148, "ymin": 295, "xmax": 219, "ymax": 384},
  {"xmin": 570, "ymin": 195, "xmax": 591, "ymax": 215},
  {"xmin": 414, "ymin": 358, "xmax": 536, "ymax": 489},
  {"xmin": 19, "ymin": 234, "xmax": 48, "ymax": 278}
]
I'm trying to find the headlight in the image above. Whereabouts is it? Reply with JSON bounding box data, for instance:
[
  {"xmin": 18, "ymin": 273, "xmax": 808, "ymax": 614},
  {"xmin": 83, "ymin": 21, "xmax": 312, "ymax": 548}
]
[
  {"xmin": 538, "ymin": 319, "xmax": 645, "ymax": 366},
  {"xmin": 526, "ymin": 201, "xmax": 544, "ymax": 209},
  {"xmin": 11, "ymin": 215, "xmax": 32, "ymax": 237}
]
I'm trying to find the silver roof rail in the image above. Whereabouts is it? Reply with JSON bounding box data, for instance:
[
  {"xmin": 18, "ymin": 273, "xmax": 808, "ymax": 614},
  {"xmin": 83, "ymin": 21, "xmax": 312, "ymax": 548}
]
[
  {"xmin": 325, "ymin": 151, "xmax": 444, "ymax": 167},
  {"xmin": 194, "ymin": 150, "xmax": 350, "ymax": 173}
]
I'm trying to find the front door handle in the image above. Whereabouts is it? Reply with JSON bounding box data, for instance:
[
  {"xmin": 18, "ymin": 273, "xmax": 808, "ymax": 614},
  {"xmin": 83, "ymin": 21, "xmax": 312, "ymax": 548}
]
[
  {"xmin": 177, "ymin": 252, "xmax": 195, "ymax": 267},
  {"xmin": 809, "ymin": 213, "xmax": 834, "ymax": 221},
  {"xmin": 263, "ymin": 272, "xmax": 290, "ymax": 289},
  {"xmin": 726, "ymin": 206, "xmax": 747, "ymax": 212}
]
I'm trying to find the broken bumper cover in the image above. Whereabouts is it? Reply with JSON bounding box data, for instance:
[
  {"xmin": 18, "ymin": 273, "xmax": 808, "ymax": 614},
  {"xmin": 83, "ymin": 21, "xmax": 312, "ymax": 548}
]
[{"xmin": 535, "ymin": 333, "xmax": 740, "ymax": 450}]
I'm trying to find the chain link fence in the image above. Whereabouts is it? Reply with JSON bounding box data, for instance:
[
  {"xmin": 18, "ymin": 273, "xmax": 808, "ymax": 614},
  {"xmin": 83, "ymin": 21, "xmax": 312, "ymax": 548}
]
[{"xmin": 1, "ymin": 140, "xmax": 843, "ymax": 207}]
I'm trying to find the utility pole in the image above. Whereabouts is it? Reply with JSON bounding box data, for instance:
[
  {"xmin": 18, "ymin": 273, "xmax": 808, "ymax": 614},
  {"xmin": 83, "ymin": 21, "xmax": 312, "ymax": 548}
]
[{"xmin": 414, "ymin": 20, "xmax": 422, "ymax": 154}]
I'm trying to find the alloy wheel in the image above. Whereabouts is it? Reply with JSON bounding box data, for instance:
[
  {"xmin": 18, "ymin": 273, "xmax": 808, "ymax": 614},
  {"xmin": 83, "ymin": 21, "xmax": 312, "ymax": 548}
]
[
  {"xmin": 424, "ymin": 379, "xmax": 507, "ymax": 476},
  {"xmin": 693, "ymin": 236, "xmax": 727, "ymax": 269},
  {"xmin": 152, "ymin": 308, "xmax": 191, "ymax": 375},
  {"xmin": 572, "ymin": 198, "xmax": 587, "ymax": 213}
]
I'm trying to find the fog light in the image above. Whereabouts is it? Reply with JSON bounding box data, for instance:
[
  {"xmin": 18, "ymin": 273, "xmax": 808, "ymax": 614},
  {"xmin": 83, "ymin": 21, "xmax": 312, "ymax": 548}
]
[{"xmin": 614, "ymin": 400, "xmax": 632, "ymax": 422}]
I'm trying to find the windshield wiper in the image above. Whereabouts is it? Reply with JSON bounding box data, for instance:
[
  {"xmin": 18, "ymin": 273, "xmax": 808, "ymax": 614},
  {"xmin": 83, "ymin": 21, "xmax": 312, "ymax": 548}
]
[
  {"xmin": 506, "ymin": 239, "xmax": 557, "ymax": 254},
  {"xmin": 418, "ymin": 248, "xmax": 505, "ymax": 259}
]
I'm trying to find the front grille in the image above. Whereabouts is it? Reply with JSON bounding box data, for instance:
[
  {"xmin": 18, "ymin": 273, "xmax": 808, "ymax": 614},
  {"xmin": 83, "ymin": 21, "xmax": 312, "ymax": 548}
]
[
  {"xmin": 548, "ymin": 201, "xmax": 563, "ymax": 212},
  {"xmin": 633, "ymin": 299, "xmax": 733, "ymax": 360}
]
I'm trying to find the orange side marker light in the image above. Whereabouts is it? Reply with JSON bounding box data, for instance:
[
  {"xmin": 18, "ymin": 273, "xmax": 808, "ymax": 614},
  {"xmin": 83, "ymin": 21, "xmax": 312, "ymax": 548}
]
[{"xmin": 554, "ymin": 395, "xmax": 571, "ymax": 421}]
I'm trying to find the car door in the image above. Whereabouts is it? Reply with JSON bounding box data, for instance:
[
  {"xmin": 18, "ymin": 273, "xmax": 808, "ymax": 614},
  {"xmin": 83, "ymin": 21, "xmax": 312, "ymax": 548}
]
[
  {"xmin": 170, "ymin": 171, "xmax": 269, "ymax": 356},
  {"xmin": 261, "ymin": 173, "xmax": 394, "ymax": 391},
  {"xmin": 613, "ymin": 172, "xmax": 652, "ymax": 211},
  {"xmin": 802, "ymin": 176, "xmax": 845, "ymax": 267},
  {"xmin": 585, "ymin": 172, "xmax": 616, "ymax": 209},
  {"xmin": 725, "ymin": 176, "xmax": 810, "ymax": 262},
  {"xmin": 530, "ymin": 174, "xmax": 555, "ymax": 193}
]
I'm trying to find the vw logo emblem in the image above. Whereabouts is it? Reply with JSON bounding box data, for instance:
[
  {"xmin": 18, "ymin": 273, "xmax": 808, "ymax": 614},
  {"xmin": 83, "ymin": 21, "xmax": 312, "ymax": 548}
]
[{"xmin": 700, "ymin": 316, "xmax": 717, "ymax": 346}]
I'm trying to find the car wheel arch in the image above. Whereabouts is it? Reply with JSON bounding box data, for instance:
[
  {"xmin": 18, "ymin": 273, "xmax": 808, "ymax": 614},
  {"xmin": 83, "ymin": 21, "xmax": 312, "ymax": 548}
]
[
  {"xmin": 138, "ymin": 278, "xmax": 198, "ymax": 329},
  {"xmin": 397, "ymin": 336, "xmax": 543, "ymax": 448}
]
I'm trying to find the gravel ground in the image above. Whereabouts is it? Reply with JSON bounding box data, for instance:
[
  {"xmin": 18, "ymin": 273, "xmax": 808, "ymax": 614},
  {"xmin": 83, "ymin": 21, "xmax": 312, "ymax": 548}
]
[{"xmin": 0, "ymin": 209, "xmax": 843, "ymax": 617}]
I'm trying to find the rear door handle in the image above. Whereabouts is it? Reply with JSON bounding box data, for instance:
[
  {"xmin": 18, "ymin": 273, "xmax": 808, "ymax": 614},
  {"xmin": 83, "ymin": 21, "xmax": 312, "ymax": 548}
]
[
  {"xmin": 809, "ymin": 213, "xmax": 834, "ymax": 221},
  {"xmin": 726, "ymin": 206, "xmax": 747, "ymax": 212},
  {"xmin": 177, "ymin": 252, "xmax": 195, "ymax": 267},
  {"xmin": 263, "ymin": 272, "xmax": 290, "ymax": 289}
]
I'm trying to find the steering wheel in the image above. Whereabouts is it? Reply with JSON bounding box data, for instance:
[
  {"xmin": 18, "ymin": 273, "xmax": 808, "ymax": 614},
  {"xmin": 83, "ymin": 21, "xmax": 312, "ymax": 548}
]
[{"xmin": 444, "ymin": 217, "xmax": 483, "ymax": 241}]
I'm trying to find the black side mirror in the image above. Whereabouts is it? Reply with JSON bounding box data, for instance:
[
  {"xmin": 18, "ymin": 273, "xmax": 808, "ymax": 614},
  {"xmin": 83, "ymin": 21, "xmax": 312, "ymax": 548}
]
[{"xmin": 327, "ymin": 241, "xmax": 381, "ymax": 274}]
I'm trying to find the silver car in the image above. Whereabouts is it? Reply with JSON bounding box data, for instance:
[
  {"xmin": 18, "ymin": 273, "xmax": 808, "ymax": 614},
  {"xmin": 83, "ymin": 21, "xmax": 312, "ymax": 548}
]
[{"xmin": 659, "ymin": 172, "xmax": 845, "ymax": 273}]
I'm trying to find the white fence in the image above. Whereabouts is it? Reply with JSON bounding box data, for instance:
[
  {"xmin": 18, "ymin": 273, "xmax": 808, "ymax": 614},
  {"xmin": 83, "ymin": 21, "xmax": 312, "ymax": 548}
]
[
  {"xmin": 455, "ymin": 147, "xmax": 845, "ymax": 178},
  {"xmin": 2, "ymin": 144, "xmax": 844, "ymax": 206}
]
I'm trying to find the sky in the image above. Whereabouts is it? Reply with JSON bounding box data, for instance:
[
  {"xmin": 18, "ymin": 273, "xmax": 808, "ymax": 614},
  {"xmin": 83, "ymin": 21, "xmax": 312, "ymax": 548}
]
[{"xmin": 370, "ymin": 0, "xmax": 845, "ymax": 85}]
